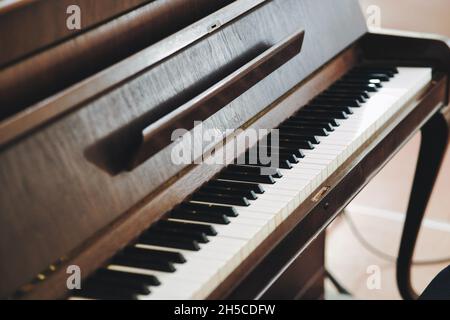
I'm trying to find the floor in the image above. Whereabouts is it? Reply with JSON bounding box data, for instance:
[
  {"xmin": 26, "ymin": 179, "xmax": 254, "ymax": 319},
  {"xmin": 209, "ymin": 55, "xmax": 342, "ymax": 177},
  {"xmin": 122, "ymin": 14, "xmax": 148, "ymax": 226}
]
[
  {"xmin": 324, "ymin": 0, "xmax": 450, "ymax": 300},
  {"xmin": 325, "ymin": 130, "xmax": 450, "ymax": 300},
  {"xmin": 326, "ymin": 0, "xmax": 450, "ymax": 299}
]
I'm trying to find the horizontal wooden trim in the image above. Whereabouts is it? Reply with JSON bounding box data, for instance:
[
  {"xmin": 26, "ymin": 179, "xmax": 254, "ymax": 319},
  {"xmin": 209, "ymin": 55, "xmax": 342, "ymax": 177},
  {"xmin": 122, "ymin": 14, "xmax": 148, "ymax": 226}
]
[
  {"xmin": 0, "ymin": 0, "xmax": 267, "ymax": 148},
  {"xmin": 15, "ymin": 42, "xmax": 359, "ymax": 300},
  {"xmin": 129, "ymin": 29, "xmax": 304, "ymax": 170}
]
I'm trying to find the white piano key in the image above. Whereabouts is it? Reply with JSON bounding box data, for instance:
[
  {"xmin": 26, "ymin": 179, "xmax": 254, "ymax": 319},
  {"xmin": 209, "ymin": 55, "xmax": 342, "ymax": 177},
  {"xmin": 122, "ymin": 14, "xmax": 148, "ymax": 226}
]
[{"xmin": 81, "ymin": 67, "xmax": 432, "ymax": 300}]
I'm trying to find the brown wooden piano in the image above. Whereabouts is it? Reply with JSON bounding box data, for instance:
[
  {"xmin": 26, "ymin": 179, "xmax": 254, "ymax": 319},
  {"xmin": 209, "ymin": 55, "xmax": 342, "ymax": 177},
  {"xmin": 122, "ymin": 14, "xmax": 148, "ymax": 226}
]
[{"xmin": 0, "ymin": 0, "xmax": 449, "ymax": 300}]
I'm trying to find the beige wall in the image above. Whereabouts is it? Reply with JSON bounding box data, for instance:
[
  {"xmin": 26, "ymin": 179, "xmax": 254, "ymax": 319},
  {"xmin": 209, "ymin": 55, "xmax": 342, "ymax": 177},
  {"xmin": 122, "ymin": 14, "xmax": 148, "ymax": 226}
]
[{"xmin": 360, "ymin": 0, "xmax": 450, "ymax": 37}]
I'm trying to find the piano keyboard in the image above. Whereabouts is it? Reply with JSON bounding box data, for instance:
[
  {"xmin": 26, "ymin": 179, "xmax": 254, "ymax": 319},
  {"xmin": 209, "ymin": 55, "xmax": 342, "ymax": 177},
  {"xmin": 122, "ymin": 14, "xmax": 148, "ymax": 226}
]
[{"xmin": 71, "ymin": 66, "xmax": 432, "ymax": 300}]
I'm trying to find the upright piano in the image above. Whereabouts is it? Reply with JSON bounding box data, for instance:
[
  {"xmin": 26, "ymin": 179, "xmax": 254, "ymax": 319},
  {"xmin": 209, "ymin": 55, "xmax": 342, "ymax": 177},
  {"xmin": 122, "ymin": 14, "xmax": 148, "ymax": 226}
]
[{"xmin": 0, "ymin": 0, "xmax": 449, "ymax": 300}]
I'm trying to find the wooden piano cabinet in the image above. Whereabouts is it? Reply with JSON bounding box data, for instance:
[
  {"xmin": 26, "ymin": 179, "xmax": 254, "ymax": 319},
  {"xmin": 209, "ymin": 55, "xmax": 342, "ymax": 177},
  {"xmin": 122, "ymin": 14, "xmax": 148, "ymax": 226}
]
[
  {"xmin": 260, "ymin": 233, "xmax": 325, "ymax": 300},
  {"xmin": 0, "ymin": 0, "xmax": 366, "ymax": 299},
  {"xmin": 2, "ymin": 0, "xmax": 449, "ymax": 300},
  {"xmin": 0, "ymin": 0, "xmax": 236, "ymax": 125},
  {"xmin": 0, "ymin": 0, "xmax": 235, "ymax": 68},
  {"xmin": 360, "ymin": 30, "xmax": 450, "ymax": 300}
]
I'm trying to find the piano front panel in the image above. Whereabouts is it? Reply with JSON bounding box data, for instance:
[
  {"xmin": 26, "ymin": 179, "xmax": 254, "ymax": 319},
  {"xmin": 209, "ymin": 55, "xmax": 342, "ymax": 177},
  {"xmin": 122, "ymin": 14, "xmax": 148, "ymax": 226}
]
[
  {"xmin": 0, "ymin": 0, "xmax": 236, "ymax": 118},
  {"xmin": 0, "ymin": 0, "xmax": 153, "ymax": 67},
  {"xmin": 0, "ymin": 0, "xmax": 367, "ymax": 298}
]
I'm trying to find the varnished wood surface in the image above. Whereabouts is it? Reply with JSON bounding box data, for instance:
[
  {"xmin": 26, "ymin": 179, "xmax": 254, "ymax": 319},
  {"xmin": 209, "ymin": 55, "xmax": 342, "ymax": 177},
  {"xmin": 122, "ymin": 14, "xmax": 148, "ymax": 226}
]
[
  {"xmin": 261, "ymin": 233, "xmax": 325, "ymax": 300},
  {"xmin": 0, "ymin": 0, "xmax": 366, "ymax": 298},
  {"xmin": 0, "ymin": 0, "xmax": 155, "ymax": 67},
  {"xmin": 397, "ymin": 110, "xmax": 450, "ymax": 300},
  {"xmin": 360, "ymin": 31, "xmax": 450, "ymax": 104},
  {"xmin": 0, "ymin": 0, "xmax": 236, "ymax": 127},
  {"xmin": 131, "ymin": 29, "xmax": 304, "ymax": 169},
  {"xmin": 17, "ymin": 43, "xmax": 360, "ymax": 300}
]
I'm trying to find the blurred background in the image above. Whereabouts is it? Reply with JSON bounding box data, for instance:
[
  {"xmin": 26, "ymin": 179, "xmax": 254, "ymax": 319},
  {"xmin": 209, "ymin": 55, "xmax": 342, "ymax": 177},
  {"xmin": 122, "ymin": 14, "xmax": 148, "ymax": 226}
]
[{"xmin": 326, "ymin": 0, "xmax": 450, "ymax": 299}]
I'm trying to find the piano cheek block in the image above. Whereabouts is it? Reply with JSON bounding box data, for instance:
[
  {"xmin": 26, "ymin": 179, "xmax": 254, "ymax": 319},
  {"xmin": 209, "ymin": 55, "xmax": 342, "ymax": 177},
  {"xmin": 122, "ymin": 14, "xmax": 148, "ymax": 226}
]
[{"xmin": 126, "ymin": 29, "xmax": 305, "ymax": 171}]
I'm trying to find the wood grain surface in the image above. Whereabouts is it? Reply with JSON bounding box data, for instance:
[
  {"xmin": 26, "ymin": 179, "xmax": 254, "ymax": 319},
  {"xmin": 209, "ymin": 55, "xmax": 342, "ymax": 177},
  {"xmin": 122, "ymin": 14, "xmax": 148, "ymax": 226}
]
[
  {"xmin": 0, "ymin": 0, "xmax": 153, "ymax": 67},
  {"xmin": 0, "ymin": 0, "xmax": 366, "ymax": 298}
]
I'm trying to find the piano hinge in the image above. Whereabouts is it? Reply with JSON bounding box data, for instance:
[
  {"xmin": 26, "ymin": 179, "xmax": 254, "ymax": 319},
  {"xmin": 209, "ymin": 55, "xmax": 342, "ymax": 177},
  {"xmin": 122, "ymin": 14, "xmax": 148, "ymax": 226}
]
[
  {"xmin": 312, "ymin": 186, "xmax": 331, "ymax": 203},
  {"xmin": 9, "ymin": 256, "xmax": 67, "ymax": 299}
]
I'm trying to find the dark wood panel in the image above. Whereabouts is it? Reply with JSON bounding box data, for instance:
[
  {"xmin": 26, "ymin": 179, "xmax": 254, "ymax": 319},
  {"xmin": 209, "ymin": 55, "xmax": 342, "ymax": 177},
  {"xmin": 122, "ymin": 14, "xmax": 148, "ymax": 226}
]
[
  {"xmin": 397, "ymin": 109, "xmax": 450, "ymax": 299},
  {"xmin": 0, "ymin": 0, "xmax": 235, "ymax": 123},
  {"xmin": 0, "ymin": 0, "xmax": 367, "ymax": 298},
  {"xmin": 130, "ymin": 29, "xmax": 304, "ymax": 169},
  {"xmin": 0, "ymin": 0, "xmax": 264, "ymax": 148},
  {"xmin": 261, "ymin": 233, "xmax": 325, "ymax": 300},
  {"xmin": 361, "ymin": 31, "xmax": 450, "ymax": 104},
  {"xmin": 0, "ymin": 0, "xmax": 152, "ymax": 67},
  {"xmin": 11, "ymin": 44, "xmax": 360, "ymax": 300}
]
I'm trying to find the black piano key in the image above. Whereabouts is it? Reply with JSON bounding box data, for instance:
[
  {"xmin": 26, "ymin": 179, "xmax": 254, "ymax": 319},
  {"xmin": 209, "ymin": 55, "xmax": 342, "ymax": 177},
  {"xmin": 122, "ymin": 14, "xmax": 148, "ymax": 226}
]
[
  {"xmin": 256, "ymin": 148, "xmax": 300, "ymax": 163},
  {"xmin": 146, "ymin": 228, "xmax": 205, "ymax": 246},
  {"xmin": 203, "ymin": 185, "xmax": 258, "ymax": 200},
  {"xmin": 218, "ymin": 171, "xmax": 276, "ymax": 184},
  {"xmin": 278, "ymin": 130, "xmax": 322, "ymax": 141},
  {"xmin": 260, "ymin": 134, "xmax": 315, "ymax": 150},
  {"xmin": 180, "ymin": 202, "xmax": 238, "ymax": 217},
  {"xmin": 241, "ymin": 150, "xmax": 293, "ymax": 169},
  {"xmin": 279, "ymin": 125, "xmax": 329, "ymax": 136},
  {"xmin": 367, "ymin": 78, "xmax": 384, "ymax": 86},
  {"xmin": 297, "ymin": 109, "xmax": 348, "ymax": 120},
  {"xmin": 354, "ymin": 66, "xmax": 398, "ymax": 75},
  {"xmin": 94, "ymin": 269, "xmax": 160, "ymax": 287},
  {"xmin": 85, "ymin": 276, "xmax": 151, "ymax": 295},
  {"xmin": 209, "ymin": 180, "xmax": 265, "ymax": 194},
  {"xmin": 75, "ymin": 283, "xmax": 140, "ymax": 300},
  {"xmin": 283, "ymin": 119, "xmax": 335, "ymax": 132},
  {"xmin": 347, "ymin": 72, "xmax": 391, "ymax": 81},
  {"xmin": 226, "ymin": 164, "xmax": 282, "ymax": 178},
  {"xmin": 263, "ymin": 145, "xmax": 306, "ymax": 159},
  {"xmin": 243, "ymin": 158, "xmax": 293, "ymax": 170},
  {"xmin": 276, "ymin": 152, "xmax": 300, "ymax": 163},
  {"xmin": 312, "ymin": 98, "xmax": 361, "ymax": 108},
  {"xmin": 340, "ymin": 78, "xmax": 383, "ymax": 88},
  {"xmin": 342, "ymin": 77, "xmax": 383, "ymax": 86},
  {"xmin": 318, "ymin": 92, "xmax": 366, "ymax": 103},
  {"xmin": 200, "ymin": 185, "xmax": 258, "ymax": 200},
  {"xmin": 278, "ymin": 134, "xmax": 320, "ymax": 145},
  {"xmin": 139, "ymin": 230, "xmax": 201, "ymax": 251},
  {"xmin": 325, "ymin": 89, "xmax": 370, "ymax": 99},
  {"xmin": 115, "ymin": 247, "xmax": 178, "ymax": 271},
  {"xmin": 262, "ymin": 139, "xmax": 315, "ymax": 150},
  {"xmin": 151, "ymin": 225, "xmax": 209, "ymax": 244},
  {"xmin": 124, "ymin": 246, "xmax": 186, "ymax": 263},
  {"xmin": 332, "ymin": 83, "xmax": 378, "ymax": 92},
  {"xmin": 159, "ymin": 219, "xmax": 217, "ymax": 236},
  {"xmin": 382, "ymin": 67, "xmax": 398, "ymax": 75},
  {"xmin": 290, "ymin": 115, "xmax": 340, "ymax": 127},
  {"xmin": 264, "ymin": 134, "xmax": 316, "ymax": 149},
  {"xmin": 171, "ymin": 208, "xmax": 230, "ymax": 225},
  {"xmin": 306, "ymin": 104, "xmax": 354, "ymax": 115},
  {"xmin": 112, "ymin": 254, "xmax": 176, "ymax": 273},
  {"xmin": 192, "ymin": 192, "xmax": 250, "ymax": 206}
]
